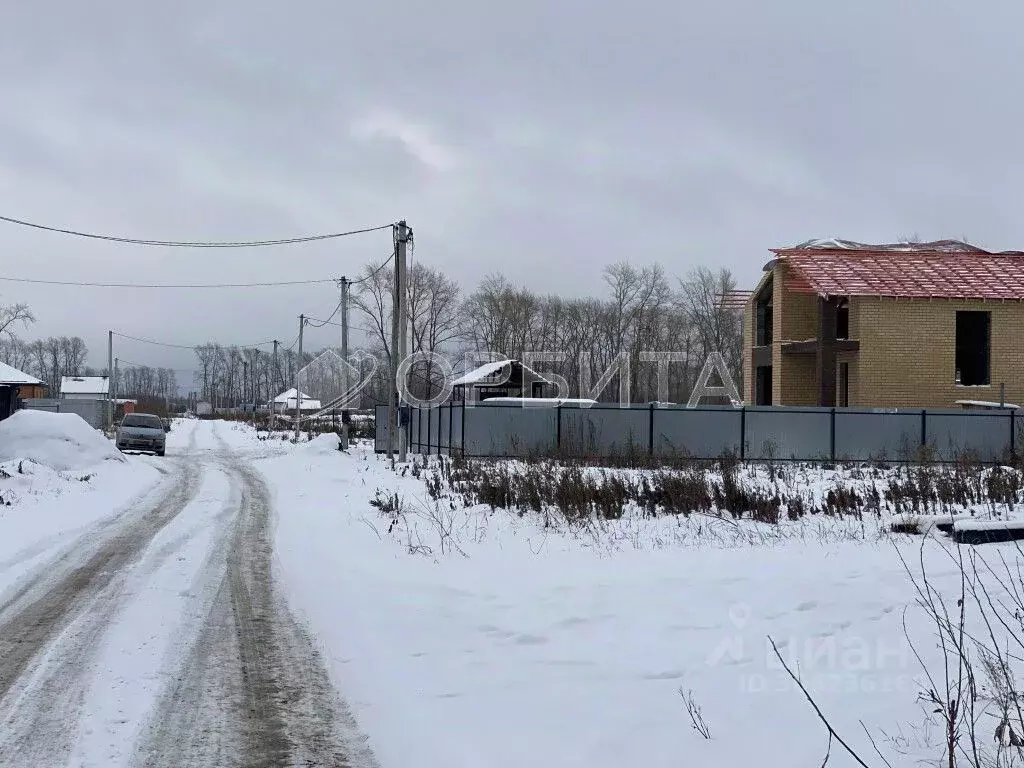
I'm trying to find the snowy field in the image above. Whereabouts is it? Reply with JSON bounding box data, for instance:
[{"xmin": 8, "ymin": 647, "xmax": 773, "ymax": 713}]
[
  {"xmin": 2, "ymin": 413, "xmax": 1023, "ymax": 766},
  {"xmin": 260, "ymin": 435, "xmax": 1024, "ymax": 768}
]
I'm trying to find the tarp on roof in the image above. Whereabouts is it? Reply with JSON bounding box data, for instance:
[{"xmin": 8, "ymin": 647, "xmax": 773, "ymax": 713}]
[
  {"xmin": 60, "ymin": 376, "xmax": 108, "ymax": 395},
  {"xmin": 788, "ymin": 238, "xmax": 1006, "ymax": 254},
  {"xmin": 774, "ymin": 245, "xmax": 1024, "ymax": 300},
  {"xmin": 0, "ymin": 361, "xmax": 41, "ymax": 386}
]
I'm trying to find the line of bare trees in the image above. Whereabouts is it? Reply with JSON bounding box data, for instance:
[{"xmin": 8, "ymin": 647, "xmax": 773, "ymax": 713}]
[
  {"xmin": 191, "ymin": 343, "xmax": 311, "ymax": 408},
  {"xmin": 115, "ymin": 364, "xmax": 178, "ymax": 404},
  {"xmin": 352, "ymin": 259, "xmax": 743, "ymax": 404},
  {"xmin": 0, "ymin": 335, "xmax": 93, "ymax": 393}
]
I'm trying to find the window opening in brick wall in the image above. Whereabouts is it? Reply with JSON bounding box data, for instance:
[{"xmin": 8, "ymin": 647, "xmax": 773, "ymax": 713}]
[
  {"xmin": 755, "ymin": 277, "xmax": 773, "ymax": 346},
  {"xmin": 836, "ymin": 300, "xmax": 849, "ymax": 340},
  {"xmin": 755, "ymin": 365, "xmax": 773, "ymax": 405},
  {"xmin": 955, "ymin": 310, "xmax": 991, "ymax": 386}
]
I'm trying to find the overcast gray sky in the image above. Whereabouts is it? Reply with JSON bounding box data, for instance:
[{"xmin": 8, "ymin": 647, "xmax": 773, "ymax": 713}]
[{"xmin": 1, "ymin": 0, "xmax": 1019, "ymax": 376}]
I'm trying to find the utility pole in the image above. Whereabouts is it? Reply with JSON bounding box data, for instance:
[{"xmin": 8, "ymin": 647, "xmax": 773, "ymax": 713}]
[
  {"xmin": 113, "ymin": 357, "xmax": 119, "ymax": 422},
  {"xmin": 294, "ymin": 314, "xmax": 304, "ymax": 441},
  {"xmin": 107, "ymin": 331, "xmax": 114, "ymax": 433},
  {"xmin": 243, "ymin": 359, "xmax": 249, "ymax": 420},
  {"xmin": 272, "ymin": 339, "xmax": 280, "ymax": 394},
  {"xmin": 340, "ymin": 276, "xmax": 350, "ymax": 451},
  {"xmin": 388, "ymin": 229, "xmax": 400, "ymax": 458},
  {"xmin": 397, "ymin": 221, "xmax": 410, "ymax": 462},
  {"xmin": 250, "ymin": 352, "xmax": 257, "ymax": 428}
]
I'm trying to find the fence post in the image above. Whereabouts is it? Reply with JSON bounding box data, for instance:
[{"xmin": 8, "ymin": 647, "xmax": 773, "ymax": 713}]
[
  {"xmin": 648, "ymin": 402, "xmax": 655, "ymax": 456},
  {"xmin": 830, "ymin": 407, "xmax": 836, "ymax": 463},
  {"xmin": 556, "ymin": 403, "xmax": 562, "ymax": 454},
  {"xmin": 1011, "ymin": 409, "xmax": 1016, "ymax": 459},
  {"xmin": 921, "ymin": 409, "xmax": 927, "ymax": 452},
  {"xmin": 448, "ymin": 404, "xmax": 454, "ymax": 455},
  {"xmin": 739, "ymin": 406, "xmax": 746, "ymax": 461}
]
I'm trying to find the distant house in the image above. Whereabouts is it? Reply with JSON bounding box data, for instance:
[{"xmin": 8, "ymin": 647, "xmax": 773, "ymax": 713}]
[
  {"xmin": 0, "ymin": 361, "xmax": 43, "ymax": 421},
  {"xmin": 272, "ymin": 388, "xmax": 322, "ymax": 412},
  {"xmin": 196, "ymin": 401, "xmax": 213, "ymax": 416},
  {"xmin": 60, "ymin": 376, "xmax": 109, "ymax": 400},
  {"xmin": 451, "ymin": 360, "xmax": 553, "ymax": 403}
]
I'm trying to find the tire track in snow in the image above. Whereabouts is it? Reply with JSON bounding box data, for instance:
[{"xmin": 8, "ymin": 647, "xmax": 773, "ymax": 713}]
[
  {"xmin": 137, "ymin": 427, "xmax": 377, "ymax": 767},
  {"xmin": 0, "ymin": 456, "xmax": 202, "ymax": 765}
]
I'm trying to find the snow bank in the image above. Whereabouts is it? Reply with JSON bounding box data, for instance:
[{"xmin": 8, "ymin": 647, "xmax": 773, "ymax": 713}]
[
  {"xmin": 298, "ymin": 433, "xmax": 340, "ymax": 455},
  {"xmin": 0, "ymin": 410, "xmax": 123, "ymax": 471}
]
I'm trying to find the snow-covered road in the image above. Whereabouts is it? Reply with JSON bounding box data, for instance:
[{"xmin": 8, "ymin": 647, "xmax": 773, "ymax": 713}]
[
  {"xmin": 0, "ymin": 419, "xmax": 374, "ymax": 768},
  {"xmin": 4, "ymin": 414, "xmax": 1015, "ymax": 768}
]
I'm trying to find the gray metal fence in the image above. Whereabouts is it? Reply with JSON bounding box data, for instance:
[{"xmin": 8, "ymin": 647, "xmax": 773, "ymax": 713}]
[
  {"xmin": 376, "ymin": 403, "xmax": 1024, "ymax": 463},
  {"xmin": 22, "ymin": 398, "xmax": 106, "ymax": 429}
]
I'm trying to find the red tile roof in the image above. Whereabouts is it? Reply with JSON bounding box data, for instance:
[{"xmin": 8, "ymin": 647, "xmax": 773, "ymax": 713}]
[{"xmin": 771, "ymin": 241, "xmax": 1024, "ymax": 300}]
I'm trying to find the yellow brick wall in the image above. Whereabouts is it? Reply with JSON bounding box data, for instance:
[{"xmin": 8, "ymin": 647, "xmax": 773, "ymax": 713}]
[
  {"xmin": 775, "ymin": 350, "xmax": 817, "ymax": 406},
  {"xmin": 776, "ymin": 263, "xmax": 819, "ymax": 342},
  {"xmin": 851, "ymin": 298, "xmax": 1024, "ymax": 408},
  {"xmin": 743, "ymin": 296, "xmax": 755, "ymax": 402},
  {"xmin": 769, "ymin": 263, "xmax": 820, "ymax": 406}
]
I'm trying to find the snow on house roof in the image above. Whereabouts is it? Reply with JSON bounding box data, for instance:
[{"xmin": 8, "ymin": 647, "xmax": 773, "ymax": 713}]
[
  {"xmin": 272, "ymin": 388, "xmax": 322, "ymax": 410},
  {"xmin": 60, "ymin": 375, "xmax": 108, "ymax": 395},
  {"xmin": 273, "ymin": 387, "xmax": 314, "ymax": 404},
  {"xmin": 452, "ymin": 360, "xmax": 552, "ymax": 387},
  {"xmin": 452, "ymin": 360, "xmax": 513, "ymax": 386},
  {"xmin": 771, "ymin": 239, "xmax": 1024, "ymax": 300},
  {"xmin": 0, "ymin": 361, "xmax": 42, "ymax": 385}
]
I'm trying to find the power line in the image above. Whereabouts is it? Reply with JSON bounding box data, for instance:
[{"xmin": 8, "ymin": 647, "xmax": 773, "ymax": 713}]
[
  {"xmin": 112, "ymin": 331, "xmax": 277, "ymax": 350},
  {"xmin": 304, "ymin": 315, "xmax": 344, "ymax": 329},
  {"xmin": 280, "ymin": 332, "xmax": 301, "ymax": 352},
  {"xmin": 348, "ymin": 249, "xmax": 397, "ymax": 285},
  {"xmin": 304, "ymin": 249, "xmax": 396, "ymax": 328},
  {"xmin": 0, "ymin": 275, "xmax": 342, "ymax": 289},
  {"xmin": 305, "ymin": 296, "xmax": 344, "ymax": 329},
  {"xmin": 0, "ymin": 215, "xmax": 394, "ymax": 248},
  {"xmin": 0, "ymin": 246, "xmax": 398, "ymax": 290},
  {"xmin": 115, "ymin": 357, "xmax": 195, "ymax": 372}
]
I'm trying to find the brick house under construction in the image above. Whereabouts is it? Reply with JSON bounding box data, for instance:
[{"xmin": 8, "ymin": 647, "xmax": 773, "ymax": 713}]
[{"xmin": 741, "ymin": 239, "xmax": 1024, "ymax": 408}]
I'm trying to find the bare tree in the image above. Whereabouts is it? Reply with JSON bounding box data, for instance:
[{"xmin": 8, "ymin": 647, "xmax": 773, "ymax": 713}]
[
  {"xmin": 678, "ymin": 266, "xmax": 743, "ymax": 394},
  {"xmin": 0, "ymin": 301, "xmax": 34, "ymax": 339}
]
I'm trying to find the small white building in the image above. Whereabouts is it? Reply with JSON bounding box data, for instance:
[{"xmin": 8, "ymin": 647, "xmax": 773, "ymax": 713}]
[
  {"xmin": 272, "ymin": 388, "xmax": 322, "ymax": 413},
  {"xmin": 60, "ymin": 376, "xmax": 109, "ymax": 400}
]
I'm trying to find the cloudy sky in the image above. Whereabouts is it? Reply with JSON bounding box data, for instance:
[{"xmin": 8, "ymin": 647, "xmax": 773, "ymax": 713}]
[{"xmin": 0, "ymin": 1, "xmax": 1020, "ymax": 375}]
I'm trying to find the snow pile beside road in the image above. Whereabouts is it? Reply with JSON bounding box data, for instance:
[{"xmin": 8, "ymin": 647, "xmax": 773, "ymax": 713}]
[
  {"xmin": 298, "ymin": 433, "xmax": 340, "ymax": 455},
  {"xmin": 0, "ymin": 410, "xmax": 123, "ymax": 471}
]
